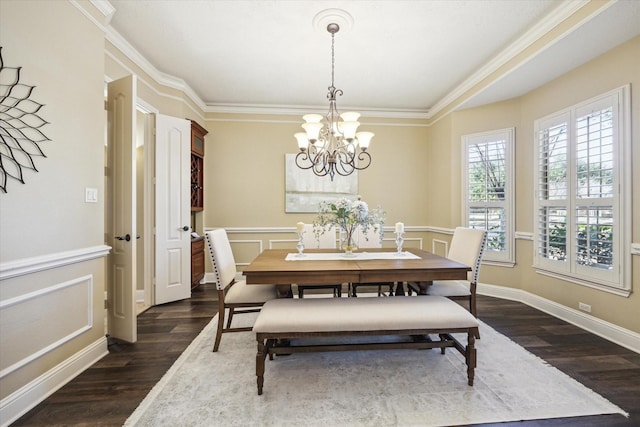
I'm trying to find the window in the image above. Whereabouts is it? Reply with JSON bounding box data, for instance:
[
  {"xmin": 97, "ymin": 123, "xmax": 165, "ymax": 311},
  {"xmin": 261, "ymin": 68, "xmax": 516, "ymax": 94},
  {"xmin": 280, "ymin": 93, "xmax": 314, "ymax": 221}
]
[
  {"xmin": 534, "ymin": 86, "xmax": 631, "ymax": 293},
  {"xmin": 462, "ymin": 128, "xmax": 514, "ymax": 265}
]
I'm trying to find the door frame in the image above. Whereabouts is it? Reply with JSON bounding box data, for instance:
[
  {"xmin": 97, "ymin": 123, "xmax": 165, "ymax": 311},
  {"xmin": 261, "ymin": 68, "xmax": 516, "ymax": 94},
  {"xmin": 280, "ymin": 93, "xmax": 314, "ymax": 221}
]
[
  {"xmin": 137, "ymin": 100, "xmax": 159, "ymax": 308},
  {"xmin": 105, "ymin": 77, "xmax": 191, "ymax": 335}
]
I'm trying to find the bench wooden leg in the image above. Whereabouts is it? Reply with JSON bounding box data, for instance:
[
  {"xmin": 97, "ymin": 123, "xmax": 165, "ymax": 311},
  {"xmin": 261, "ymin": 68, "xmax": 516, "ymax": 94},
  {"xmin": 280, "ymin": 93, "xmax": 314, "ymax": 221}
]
[
  {"xmin": 466, "ymin": 330, "xmax": 477, "ymax": 386},
  {"xmin": 256, "ymin": 338, "xmax": 266, "ymax": 395},
  {"xmin": 438, "ymin": 334, "xmax": 446, "ymax": 354}
]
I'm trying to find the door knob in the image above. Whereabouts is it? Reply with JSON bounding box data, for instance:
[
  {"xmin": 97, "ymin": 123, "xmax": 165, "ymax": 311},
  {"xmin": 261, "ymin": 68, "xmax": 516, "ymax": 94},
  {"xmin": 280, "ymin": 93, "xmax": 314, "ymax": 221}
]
[
  {"xmin": 115, "ymin": 234, "xmax": 131, "ymax": 242},
  {"xmin": 180, "ymin": 226, "xmax": 190, "ymax": 231}
]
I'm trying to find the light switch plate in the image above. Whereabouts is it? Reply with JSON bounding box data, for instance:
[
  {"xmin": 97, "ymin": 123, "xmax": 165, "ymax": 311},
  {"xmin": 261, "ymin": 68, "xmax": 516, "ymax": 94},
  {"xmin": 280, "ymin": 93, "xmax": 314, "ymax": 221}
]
[{"xmin": 85, "ymin": 187, "xmax": 98, "ymax": 203}]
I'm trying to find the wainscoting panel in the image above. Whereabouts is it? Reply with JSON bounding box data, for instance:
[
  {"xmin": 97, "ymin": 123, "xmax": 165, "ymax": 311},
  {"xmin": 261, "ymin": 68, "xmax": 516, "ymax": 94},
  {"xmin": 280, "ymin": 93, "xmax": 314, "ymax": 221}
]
[
  {"xmin": 432, "ymin": 239, "xmax": 449, "ymax": 257},
  {"xmin": 0, "ymin": 275, "xmax": 93, "ymax": 379},
  {"xmin": 228, "ymin": 239, "xmax": 264, "ymax": 268}
]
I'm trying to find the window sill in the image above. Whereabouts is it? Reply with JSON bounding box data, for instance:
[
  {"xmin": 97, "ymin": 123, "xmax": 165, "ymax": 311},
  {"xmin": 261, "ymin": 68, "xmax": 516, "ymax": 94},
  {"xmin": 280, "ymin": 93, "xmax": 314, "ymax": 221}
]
[
  {"xmin": 482, "ymin": 259, "xmax": 515, "ymax": 268},
  {"xmin": 534, "ymin": 268, "xmax": 631, "ymax": 297}
]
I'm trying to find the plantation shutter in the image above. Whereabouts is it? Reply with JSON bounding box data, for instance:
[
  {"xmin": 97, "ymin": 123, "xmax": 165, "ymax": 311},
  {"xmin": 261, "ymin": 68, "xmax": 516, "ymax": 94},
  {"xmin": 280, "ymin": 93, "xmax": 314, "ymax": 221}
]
[
  {"xmin": 534, "ymin": 86, "xmax": 628, "ymax": 291},
  {"xmin": 574, "ymin": 97, "xmax": 617, "ymax": 281},
  {"xmin": 463, "ymin": 128, "xmax": 513, "ymax": 264},
  {"xmin": 536, "ymin": 113, "xmax": 570, "ymax": 271}
]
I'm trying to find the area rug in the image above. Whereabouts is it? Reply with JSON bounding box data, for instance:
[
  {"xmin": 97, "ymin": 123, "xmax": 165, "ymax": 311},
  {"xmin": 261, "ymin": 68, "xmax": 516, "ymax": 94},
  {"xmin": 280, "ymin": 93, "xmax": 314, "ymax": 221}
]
[{"xmin": 125, "ymin": 311, "xmax": 627, "ymax": 427}]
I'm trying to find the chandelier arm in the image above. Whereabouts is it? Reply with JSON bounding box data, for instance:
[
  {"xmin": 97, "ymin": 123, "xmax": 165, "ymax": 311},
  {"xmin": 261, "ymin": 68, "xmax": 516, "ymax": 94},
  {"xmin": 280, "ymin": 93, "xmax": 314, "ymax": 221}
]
[
  {"xmin": 335, "ymin": 163, "xmax": 355, "ymax": 177},
  {"xmin": 352, "ymin": 151, "xmax": 372, "ymax": 170},
  {"xmin": 311, "ymin": 150, "xmax": 329, "ymax": 173},
  {"xmin": 295, "ymin": 151, "xmax": 316, "ymax": 170},
  {"xmin": 333, "ymin": 150, "xmax": 356, "ymax": 176},
  {"xmin": 312, "ymin": 160, "xmax": 331, "ymax": 178}
]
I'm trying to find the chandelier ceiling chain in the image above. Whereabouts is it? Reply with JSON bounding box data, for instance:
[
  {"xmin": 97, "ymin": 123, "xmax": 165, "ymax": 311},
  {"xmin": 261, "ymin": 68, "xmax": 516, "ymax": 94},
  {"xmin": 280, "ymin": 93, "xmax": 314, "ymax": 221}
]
[{"xmin": 294, "ymin": 22, "xmax": 373, "ymax": 181}]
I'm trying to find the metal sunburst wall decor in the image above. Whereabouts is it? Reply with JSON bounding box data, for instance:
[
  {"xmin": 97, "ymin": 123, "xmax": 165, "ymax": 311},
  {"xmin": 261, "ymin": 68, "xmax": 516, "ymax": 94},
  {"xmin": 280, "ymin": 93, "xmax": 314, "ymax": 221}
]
[{"xmin": 0, "ymin": 46, "xmax": 51, "ymax": 193}]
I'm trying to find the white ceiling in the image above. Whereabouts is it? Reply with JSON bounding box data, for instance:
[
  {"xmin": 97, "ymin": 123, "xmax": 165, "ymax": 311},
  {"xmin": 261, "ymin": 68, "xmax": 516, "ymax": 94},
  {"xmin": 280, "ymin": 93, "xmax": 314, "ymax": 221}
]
[{"xmin": 106, "ymin": 0, "xmax": 640, "ymax": 117}]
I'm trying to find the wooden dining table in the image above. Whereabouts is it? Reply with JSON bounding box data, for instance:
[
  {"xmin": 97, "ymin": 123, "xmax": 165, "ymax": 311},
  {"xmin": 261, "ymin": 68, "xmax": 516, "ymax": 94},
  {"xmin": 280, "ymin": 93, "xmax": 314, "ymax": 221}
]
[{"xmin": 242, "ymin": 248, "xmax": 471, "ymax": 298}]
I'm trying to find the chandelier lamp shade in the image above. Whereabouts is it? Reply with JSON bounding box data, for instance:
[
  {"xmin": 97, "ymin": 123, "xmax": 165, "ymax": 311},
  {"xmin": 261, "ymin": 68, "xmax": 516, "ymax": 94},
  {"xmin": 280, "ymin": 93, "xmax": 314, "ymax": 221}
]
[{"xmin": 294, "ymin": 22, "xmax": 373, "ymax": 181}]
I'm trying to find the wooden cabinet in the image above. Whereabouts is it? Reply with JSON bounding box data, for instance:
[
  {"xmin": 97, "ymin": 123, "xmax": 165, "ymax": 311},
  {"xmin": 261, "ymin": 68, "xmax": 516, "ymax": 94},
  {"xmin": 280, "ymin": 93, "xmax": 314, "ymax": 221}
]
[
  {"xmin": 190, "ymin": 120, "xmax": 208, "ymax": 211},
  {"xmin": 189, "ymin": 120, "xmax": 208, "ymax": 289},
  {"xmin": 191, "ymin": 236, "xmax": 205, "ymax": 289}
]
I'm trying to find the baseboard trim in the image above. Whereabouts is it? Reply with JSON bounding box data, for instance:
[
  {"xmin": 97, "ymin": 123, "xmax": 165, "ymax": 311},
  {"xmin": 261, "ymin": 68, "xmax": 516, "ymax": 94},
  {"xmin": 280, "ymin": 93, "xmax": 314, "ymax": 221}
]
[
  {"xmin": 0, "ymin": 336, "xmax": 108, "ymax": 427},
  {"xmin": 478, "ymin": 283, "xmax": 640, "ymax": 354}
]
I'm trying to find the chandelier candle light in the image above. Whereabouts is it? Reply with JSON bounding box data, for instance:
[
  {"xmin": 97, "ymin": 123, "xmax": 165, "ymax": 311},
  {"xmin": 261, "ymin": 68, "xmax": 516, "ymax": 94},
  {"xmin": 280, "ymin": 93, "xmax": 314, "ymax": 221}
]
[
  {"xmin": 296, "ymin": 222, "xmax": 306, "ymax": 256},
  {"xmin": 294, "ymin": 22, "xmax": 374, "ymax": 181},
  {"xmin": 395, "ymin": 222, "xmax": 405, "ymax": 255}
]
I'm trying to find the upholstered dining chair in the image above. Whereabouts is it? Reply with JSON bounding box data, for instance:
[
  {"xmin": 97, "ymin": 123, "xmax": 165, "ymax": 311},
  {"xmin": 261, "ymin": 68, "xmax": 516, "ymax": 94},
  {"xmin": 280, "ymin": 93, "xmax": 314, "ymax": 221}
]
[
  {"xmin": 297, "ymin": 224, "xmax": 343, "ymax": 298},
  {"xmin": 408, "ymin": 227, "xmax": 487, "ymax": 317},
  {"xmin": 350, "ymin": 225, "xmax": 394, "ymax": 297},
  {"xmin": 205, "ymin": 228, "xmax": 278, "ymax": 352}
]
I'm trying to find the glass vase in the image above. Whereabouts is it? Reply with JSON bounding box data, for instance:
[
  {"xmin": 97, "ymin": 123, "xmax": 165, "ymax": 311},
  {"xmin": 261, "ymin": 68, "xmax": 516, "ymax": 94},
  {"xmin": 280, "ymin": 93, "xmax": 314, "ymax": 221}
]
[{"xmin": 343, "ymin": 230, "xmax": 356, "ymax": 256}]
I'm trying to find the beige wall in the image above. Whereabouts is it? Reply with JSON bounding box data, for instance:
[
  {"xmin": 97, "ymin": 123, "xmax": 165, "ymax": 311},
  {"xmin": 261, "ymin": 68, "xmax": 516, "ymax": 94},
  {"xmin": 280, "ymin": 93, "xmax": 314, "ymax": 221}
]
[
  {"xmin": 432, "ymin": 36, "xmax": 640, "ymax": 333},
  {"xmin": 0, "ymin": 0, "xmax": 109, "ymax": 406},
  {"xmin": 203, "ymin": 115, "xmax": 430, "ymax": 227},
  {"xmin": 0, "ymin": 0, "xmax": 105, "ymax": 260}
]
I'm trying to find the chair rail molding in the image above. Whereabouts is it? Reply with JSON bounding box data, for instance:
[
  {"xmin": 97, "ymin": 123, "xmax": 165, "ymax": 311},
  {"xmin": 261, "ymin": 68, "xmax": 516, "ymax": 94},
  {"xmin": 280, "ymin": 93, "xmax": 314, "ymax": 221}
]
[
  {"xmin": 515, "ymin": 231, "xmax": 534, "ymax": 240},
  {"xmin": 0, "ymin": 245, "xmax": 111, "ymax": 281}
]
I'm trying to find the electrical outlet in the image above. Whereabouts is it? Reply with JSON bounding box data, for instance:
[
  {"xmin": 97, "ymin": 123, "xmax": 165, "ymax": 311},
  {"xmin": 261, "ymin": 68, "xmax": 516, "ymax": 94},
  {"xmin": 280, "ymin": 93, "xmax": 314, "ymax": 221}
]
[{"xmin": 578, "ymin": 302, "xmax": 591, "ymax": 313}]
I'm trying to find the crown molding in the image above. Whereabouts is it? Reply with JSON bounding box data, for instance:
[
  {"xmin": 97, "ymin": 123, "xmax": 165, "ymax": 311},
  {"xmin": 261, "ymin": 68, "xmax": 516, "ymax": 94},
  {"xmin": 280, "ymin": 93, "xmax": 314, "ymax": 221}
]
[
  {"xmin": 105, "ymin": 17, "xmax": 427, "ymax": 120},
  {"xmin": 105, "ymin": 26, "xmax": 208, "ymax": 112},
  {"xmin": 70, "ymin": 0, "xmax": 113, "ymax": 31},
  {"xmin": 89, "ymin": 0, "xmax": 115, "ymax": 25},
  {"xmin": 203, "ymin": 103, "xmax": 429, "ymax": 119},
  {"xmin": 103, "ymin": 0, "xmax": 614, "ymax": 122},
  {"xmin": 428, "ymin": 0, "xmax": 594, "ymax": 119}
]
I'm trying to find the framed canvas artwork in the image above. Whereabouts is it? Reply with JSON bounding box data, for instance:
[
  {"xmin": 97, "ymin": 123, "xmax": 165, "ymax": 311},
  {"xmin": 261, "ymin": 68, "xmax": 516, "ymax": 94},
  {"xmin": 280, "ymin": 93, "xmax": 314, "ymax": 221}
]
[{"xmin": 284, "ymin": 154, "xmax": 358, "ymax": 213}]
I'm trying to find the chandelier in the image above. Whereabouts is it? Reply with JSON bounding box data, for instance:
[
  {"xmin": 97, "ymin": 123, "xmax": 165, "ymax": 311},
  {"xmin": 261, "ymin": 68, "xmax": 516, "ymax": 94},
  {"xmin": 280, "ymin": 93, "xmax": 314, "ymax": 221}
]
[{"xmin": 294, "ymin": 22, "xmax": 373, "ymax": 181}]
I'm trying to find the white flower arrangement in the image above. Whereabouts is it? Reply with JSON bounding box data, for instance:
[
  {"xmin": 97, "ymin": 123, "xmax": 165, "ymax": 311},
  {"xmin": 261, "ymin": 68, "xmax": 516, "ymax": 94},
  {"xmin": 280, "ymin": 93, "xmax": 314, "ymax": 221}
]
[{"xmin": 313, "ymin": 196, "xmax": 385, "ymax": 251}]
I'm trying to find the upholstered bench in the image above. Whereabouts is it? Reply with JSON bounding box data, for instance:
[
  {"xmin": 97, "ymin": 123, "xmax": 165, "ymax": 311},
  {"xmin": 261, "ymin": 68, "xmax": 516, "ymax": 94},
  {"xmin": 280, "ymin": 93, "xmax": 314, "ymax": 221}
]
[{"xmin": 253, "ymin": 296, "xmax": 480, "ymax": 395}]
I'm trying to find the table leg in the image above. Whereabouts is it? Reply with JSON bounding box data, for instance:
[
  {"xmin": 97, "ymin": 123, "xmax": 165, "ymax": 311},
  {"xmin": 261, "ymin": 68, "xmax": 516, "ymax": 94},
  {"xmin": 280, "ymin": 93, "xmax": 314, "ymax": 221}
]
[
  {"xmin": 276, "ymin": 284, "xmax": 293, "ymax": 298},
  {"xmin": 415, "ymin": 281, "xmax": 433, "ymax": 295}
]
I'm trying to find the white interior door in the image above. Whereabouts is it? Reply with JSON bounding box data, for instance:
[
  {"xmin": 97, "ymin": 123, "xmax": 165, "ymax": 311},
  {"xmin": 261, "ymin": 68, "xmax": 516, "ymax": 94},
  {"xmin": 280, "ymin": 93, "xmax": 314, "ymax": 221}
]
[
  {"xmin": 154, "ymin": 114, "xmax": 191, "ymax": 304},
  {"xmin": 106, "ymin": 75, "xmax": 137, "ymax": 343}
]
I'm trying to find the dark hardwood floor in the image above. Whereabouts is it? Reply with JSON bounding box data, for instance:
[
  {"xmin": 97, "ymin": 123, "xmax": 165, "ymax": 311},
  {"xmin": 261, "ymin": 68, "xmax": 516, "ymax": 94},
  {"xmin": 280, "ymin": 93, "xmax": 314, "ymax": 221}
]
[{"xmin": 12, "ymin": 284, "xmax": 640, "ymax": 426}]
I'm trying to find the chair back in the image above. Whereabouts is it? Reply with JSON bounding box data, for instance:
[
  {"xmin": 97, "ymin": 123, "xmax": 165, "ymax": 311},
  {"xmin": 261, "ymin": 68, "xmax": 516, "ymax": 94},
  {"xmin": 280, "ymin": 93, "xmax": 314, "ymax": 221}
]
[
  {"xmin": 301, "ymin": 224, "xmax": 336, "ymax": 249},
  {"xmin": 447, "ymin": 227, "xmax": 487, "ymax": 284},
  {"xmin": 205, "ymin": 229, "xmax": 238, "ymax": 291},
  {"xmin": 355, "ymin": 225, "xmax": 382, "ymax": 248}
]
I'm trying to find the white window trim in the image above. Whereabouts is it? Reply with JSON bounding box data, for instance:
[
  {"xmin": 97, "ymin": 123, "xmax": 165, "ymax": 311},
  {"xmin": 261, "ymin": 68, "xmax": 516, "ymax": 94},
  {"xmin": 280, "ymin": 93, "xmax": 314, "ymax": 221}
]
[
  {"xmin": 533, "ymin": 85, "xmax": 631, "ymax": 296},
  {"xmin": 462, "ymin": 127, "xmax": 515, "ymax": 266}
]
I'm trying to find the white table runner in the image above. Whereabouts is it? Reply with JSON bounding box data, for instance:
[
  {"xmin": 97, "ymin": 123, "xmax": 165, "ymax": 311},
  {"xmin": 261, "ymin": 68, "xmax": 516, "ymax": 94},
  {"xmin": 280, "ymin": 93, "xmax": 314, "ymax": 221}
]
[{"xmin": 285, "ymin": 252, "xmax": 421, "ymax": 261}]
